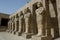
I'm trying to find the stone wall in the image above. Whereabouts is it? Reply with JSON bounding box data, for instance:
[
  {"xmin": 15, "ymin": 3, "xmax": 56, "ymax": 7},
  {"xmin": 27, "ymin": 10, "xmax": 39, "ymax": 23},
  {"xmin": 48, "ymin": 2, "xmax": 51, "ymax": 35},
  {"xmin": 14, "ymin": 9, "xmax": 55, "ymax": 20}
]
[{"xmin": 8, "ymin": 0, "xmax": 60, "ymax": 40}]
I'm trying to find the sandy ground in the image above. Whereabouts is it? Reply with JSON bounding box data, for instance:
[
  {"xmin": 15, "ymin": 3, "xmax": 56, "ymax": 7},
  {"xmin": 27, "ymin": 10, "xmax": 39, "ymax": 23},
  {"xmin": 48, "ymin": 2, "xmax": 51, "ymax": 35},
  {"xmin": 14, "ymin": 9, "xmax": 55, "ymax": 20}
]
[
  {"xmin": 0, "ymin": 32, "xmax": 60, "ymax": 40},
  {"xmin": 0, "ymin": 32, "xmax": 31, "ymax": 40}
]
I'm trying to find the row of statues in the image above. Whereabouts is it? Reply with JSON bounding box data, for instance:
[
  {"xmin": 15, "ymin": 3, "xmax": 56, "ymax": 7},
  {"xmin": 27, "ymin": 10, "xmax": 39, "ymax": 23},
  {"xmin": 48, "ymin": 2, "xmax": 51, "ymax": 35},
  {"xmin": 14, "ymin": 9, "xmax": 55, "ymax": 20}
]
[{"xmin": 7, "ymin": 0, "xmax": 59, "ymax": 40}]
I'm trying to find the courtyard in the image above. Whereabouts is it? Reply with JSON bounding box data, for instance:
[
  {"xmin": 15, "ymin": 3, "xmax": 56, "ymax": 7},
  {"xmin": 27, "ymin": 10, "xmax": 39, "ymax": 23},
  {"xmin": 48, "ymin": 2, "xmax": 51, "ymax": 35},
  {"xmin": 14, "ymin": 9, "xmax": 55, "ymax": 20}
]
[
  {"xmin": 0, "ymin": 32, "xmax": 28, "ymax": 40},
  {"xmin": 0, "ymin": 32, "xmax": 59, "ymax": 40}
]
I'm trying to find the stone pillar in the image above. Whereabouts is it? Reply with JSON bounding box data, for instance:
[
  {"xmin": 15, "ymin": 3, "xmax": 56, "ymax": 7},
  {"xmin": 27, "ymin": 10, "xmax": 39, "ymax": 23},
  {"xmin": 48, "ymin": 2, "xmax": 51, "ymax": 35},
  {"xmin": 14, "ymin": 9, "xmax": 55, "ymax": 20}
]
[
  {"xmin": 9, "ymin": 17, "xmax": 14, "ymax": 33},
  {"xmin": 14, "ymin": 14, "xmax": 19, "ymax": 34},
  {"xmin": 14, "ymin": 16, "xmax": 18, "ymax": 34},
  {"xmin": 21, "ymin": 16, "xmax": 25, "ymax": 33},
  {"xmin": 36, "ymin": 11, "xmax": 43, "ymax": 36},
  {"xmin": 8, "ymin": 20, "xmax": 11, "ymax": 33},
  {"xmin": 13, "ymin": 19, "xmax": 15, "ymax": 32},
  {"xmin": 11, "ymin": 17, "xmax": 13, "ymax": 33},
  {"xmin": 23, "ymin": 12, "xmax": 32, "ymax": 39},
  {"xmin": 14, "ymin": 19, "xmax": 16, "ymax": 34},
  {"xmin": 17, "ymin": 14, "xmax": 24, "ymax": 36},
  {"xmin": 18, "ymin": 16, "xmax": 21, "ymax": 33},
  {"xmin": 31, "ymin": 2, "xmax": 52, "ymax": 40},
  {"xmin": 9, "ymin": 18, "xmax": 12, "ymax": 33},
  {"xmin": 34, "ymin": 2, "xmax": 47, "ymax": 36},
  {"xmin": 35, "ymin": 6, "xmax": 46, "ymax": 36},
  {"xmin": 11, "ymin": 18, "xmax": 14, "ymax": 33},
  {"xmin": 12, "ymin": 16, "xmax": 15, "ymax": 31},
  {"xmin": 10, "ymin": 19, "xmax": 12, "ymax": 33},
  {"xmin": 24, "ymin": 13, "xmax": 30, "ymax": 33},
  {"xmin": 32, "ymin": 4, "xmax": 38, "ymax": 35}
]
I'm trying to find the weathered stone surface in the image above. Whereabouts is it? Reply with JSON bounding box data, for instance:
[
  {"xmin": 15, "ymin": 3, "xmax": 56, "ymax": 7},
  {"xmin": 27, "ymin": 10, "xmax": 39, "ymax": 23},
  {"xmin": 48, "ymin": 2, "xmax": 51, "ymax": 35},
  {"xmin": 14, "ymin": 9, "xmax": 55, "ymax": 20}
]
[{"xmin": 8, "ymin": 0, "xmax": 60, "ymax": 40}]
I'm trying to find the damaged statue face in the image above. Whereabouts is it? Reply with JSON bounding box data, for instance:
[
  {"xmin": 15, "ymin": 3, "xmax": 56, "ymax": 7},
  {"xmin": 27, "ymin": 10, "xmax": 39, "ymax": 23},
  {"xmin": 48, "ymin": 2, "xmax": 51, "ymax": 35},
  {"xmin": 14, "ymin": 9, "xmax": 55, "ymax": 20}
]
[{"xmin": 37, "ymin": 2, "xmax": 43, "ymax": 8}]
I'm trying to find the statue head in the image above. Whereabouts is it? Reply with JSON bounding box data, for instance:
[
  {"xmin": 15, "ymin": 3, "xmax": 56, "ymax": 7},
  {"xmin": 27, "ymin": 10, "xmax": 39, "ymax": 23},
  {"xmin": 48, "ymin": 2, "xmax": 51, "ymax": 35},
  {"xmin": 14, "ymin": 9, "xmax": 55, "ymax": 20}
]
[{"xmin": 37, "ymin": 2, "xmax": 43, "ymax": 8}]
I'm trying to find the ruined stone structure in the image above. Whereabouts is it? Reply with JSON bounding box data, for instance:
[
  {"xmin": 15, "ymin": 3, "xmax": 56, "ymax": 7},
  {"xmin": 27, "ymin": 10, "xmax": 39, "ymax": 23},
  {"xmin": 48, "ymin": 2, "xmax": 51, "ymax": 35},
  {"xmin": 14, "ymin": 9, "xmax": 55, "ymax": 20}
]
[
  {"xmin": 0, "ymin": 13, "xmax": 9, "ymax": 31},
  {"xmin": 8, "ymin": 0, "xmax": 60, "ymax": 40}
]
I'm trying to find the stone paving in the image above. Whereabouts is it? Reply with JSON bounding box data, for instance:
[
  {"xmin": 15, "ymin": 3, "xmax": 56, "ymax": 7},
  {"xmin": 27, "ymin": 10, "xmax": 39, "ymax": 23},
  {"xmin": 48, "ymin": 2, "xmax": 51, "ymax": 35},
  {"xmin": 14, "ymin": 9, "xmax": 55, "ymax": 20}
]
[
  {"xmin": 0, "ymin": 32, "xmax": 31, "ymax": 40},
  {"xmin": 0, "ymin": 32, "xmax": 59, "ymax": 40}
]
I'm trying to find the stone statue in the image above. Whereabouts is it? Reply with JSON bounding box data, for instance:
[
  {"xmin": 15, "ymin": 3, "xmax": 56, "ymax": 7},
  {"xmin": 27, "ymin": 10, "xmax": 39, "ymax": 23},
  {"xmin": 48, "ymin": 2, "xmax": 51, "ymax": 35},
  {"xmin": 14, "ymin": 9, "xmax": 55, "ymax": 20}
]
[
  {"xmin": 24, "ymin": 8, "xmax": 31, "ymax": 33},
  {"xmin": 35, "ymin": 2, "xmax": 46, "ymax": 36}
]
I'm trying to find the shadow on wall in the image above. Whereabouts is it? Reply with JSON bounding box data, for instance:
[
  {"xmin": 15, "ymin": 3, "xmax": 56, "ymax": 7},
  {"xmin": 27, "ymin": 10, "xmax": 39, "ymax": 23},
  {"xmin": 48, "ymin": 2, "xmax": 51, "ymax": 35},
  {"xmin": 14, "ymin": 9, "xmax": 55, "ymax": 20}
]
[{"xmin": 45, "ymin": 0, "xmax": 59, "ymax": 39}]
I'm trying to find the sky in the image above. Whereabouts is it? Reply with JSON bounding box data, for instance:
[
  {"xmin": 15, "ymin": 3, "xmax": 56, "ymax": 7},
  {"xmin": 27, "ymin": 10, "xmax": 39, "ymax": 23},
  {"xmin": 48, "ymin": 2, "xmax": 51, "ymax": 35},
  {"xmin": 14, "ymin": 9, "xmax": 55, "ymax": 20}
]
[{"xmin": 0, "ymin": 0, "xmax": 30, "ymax": 14}]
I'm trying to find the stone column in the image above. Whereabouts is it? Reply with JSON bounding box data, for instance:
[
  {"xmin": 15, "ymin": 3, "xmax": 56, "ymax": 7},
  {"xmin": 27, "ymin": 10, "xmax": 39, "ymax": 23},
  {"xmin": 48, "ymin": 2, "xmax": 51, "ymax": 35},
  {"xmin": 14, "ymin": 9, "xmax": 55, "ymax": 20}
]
[
  {"xmin": 13, "ymin": 18, "xmax": 15, "ymax": 32},
  {"xmin": 17, "ymin": 14, "xmax": 23, "ymax": 36},
  {"xmin": 24, "ymin": 17, "xmax": 28, "ymax": 33},
  {"xmin": 33, "ymin": 1, "xmax": 47, "ymax": 36},
  {"xmin": 8, "ymin": 20, "xmax": 12, "ymax": 33},
  {"xmin": 36, "ymin": 12, "xmax": 43, "ymax": 36},
  {"xmin": 19, "ymin": 16, "xmax": 22, "ymax": 32},
  {"xmin": 7, "ymin": 18, "xmax": 11, "ymax": 33},
  {"xmin": 30, "ymin": 5, "xmax": 36, "ymax": 34},
  {"xmin": 24, "ymin": 13, "xmax": 30, "ymax": 33},
  {"xmin": 12, "ymin": 23, "xmax": 14, "ymax": 32},
  {"xmin": 35, "ymin": 7, "xmax": 46, "ymax": 36},
  {"xmin": 14, "ymin": 16, "xmax": 18, "ymax": 34},
  {"xmin": 14, "ymin": 14, "xmax": 20, "ymax": 34},
  {"xmin": 24, "ymin": 12, "xmax": 32, "ymax": 39},
  {"xmin": 9, "ymin": 17, "xmax": 14, "ymax": 33},
  {"xmin": 10, "ymin": 20, "xmax": 12, "ymax": 33},
  {"xmin": 11, "ymin": 17, "xmax": 13, "ymax": 33}
]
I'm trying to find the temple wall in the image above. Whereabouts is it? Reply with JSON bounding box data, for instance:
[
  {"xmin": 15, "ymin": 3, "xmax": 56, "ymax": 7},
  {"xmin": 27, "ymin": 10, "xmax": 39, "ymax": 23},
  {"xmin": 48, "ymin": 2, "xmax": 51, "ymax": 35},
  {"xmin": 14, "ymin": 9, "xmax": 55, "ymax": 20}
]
[
  {"xmin": 8, "ymin": 0, "xmax": 60, "ymax": 40},
  {"xmin": 56, "ymin": 0, "xmax": 60, "ymax": 36}
]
